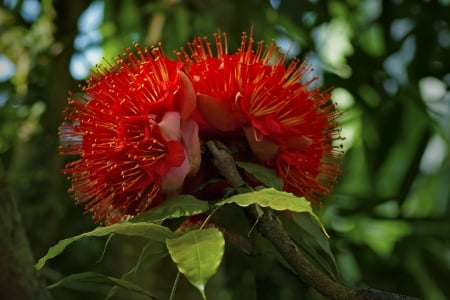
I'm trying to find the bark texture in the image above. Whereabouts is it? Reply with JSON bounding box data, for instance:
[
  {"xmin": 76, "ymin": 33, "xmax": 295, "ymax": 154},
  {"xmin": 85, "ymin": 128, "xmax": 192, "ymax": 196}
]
[{"xmin": 0, "ymin": 173, "xmax": 53, "ymax": 300}]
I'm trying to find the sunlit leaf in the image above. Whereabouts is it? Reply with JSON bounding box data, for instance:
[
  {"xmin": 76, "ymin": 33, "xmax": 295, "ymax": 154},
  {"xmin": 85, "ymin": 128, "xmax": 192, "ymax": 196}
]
[
  {"xmin": 236, "ymin": 161, "xmax": 283, "ymax": 190},
  {"xmin": 166, "ymin": 228, "xmax": 225, "ymax": 299},
  {"xmin": 48, "ymin": 271, "xmax": 155, "ymax": 299},
  {"xmin": 216, "ymin": 188, "xmax": 308, "ymax": 211},
  {"xmin": 36, "ymin": 222, "xmax": 175, "ymax": 270},
  {"xmin": 215, "ymin": 188, "xmax": 327, "ymax": 236},
  {"xmin": 131, "ymin": 194, "xmax": 210, "ymax": 223}
]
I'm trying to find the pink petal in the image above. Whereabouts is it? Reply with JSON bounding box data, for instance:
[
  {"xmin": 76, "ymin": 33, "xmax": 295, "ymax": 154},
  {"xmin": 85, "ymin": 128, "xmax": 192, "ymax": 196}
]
[
  {"xmin": 158, "ymin": 111, "xmax": 181, "ymax": 141},
  {"xmin": 160, "ymin": 152, "xmax": 191, "ymax": 196},
  {"xmin": 181, "ymin": 120, "xmax": 201, "ymax": 175}
]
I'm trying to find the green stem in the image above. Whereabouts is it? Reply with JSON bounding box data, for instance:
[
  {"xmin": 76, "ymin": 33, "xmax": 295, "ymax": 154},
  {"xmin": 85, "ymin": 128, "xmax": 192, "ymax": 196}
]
[
  {"xmin": 199, "ymin": 206, "xmax": 221, "ymax": 230},
  {"xmin": 168, "ymin": 271, "xmax": 181, "ymax": 300}
]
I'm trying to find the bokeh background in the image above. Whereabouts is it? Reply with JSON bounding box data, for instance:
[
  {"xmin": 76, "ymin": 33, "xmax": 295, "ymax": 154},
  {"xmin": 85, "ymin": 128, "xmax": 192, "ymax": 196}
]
[{"xmin": 1, "ymin": 0, "xmax": 449, "ymax": 299}]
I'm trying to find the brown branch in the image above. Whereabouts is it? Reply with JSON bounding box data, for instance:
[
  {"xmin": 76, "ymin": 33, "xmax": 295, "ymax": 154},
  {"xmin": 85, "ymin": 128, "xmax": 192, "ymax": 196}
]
[
  {"xmin": 206, "ymin": 140, "xmax": 246, "ymax": 188},
  {"xmin": 206, "ymin": 140, "xmax": 421, "ymax": 300}
]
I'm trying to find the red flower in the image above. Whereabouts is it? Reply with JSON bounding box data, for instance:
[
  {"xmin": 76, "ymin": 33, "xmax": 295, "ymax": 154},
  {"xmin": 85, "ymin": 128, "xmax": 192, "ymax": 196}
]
[
  {"xmin": 178, "ymin": 32, "xmax": 343, "ymax": 205},
  {"xmin": 60, "ymin": 45, "xmax": 200, "ymax": 224}
]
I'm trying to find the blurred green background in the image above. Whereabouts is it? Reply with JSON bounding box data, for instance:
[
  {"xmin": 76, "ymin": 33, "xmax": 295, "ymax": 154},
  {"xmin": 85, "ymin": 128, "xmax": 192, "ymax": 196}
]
[{"xmin": 1, "ymin": 0, "xmax": 449, "ymax": 299}]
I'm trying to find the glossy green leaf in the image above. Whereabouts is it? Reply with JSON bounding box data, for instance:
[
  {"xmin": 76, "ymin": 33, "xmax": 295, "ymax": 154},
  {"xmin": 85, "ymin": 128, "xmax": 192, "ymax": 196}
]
[
  {"xmin": 216, "ymin": 188, "xmax": 306, "ymax": 211},
  {"xmin": 216, "ymin": 188, "xmax": 328, "ymax": 237},
  {"xmin": 36, "ymin": 222, "xmax": 175, "ymax": 270},
  {"xmin": 236, "ymin": 161, "xmax": 283, "ymax": 190},
  {"xmin": 48, "ymin": 271, "xmax": 155, "ymax": 299},
  {"xmin": 131, "ymin": 194, "xmax": 210, "ymax": 223},
  {"xmin": 166, "ymin": 228, "xmax": 225, "ymax": 299}
]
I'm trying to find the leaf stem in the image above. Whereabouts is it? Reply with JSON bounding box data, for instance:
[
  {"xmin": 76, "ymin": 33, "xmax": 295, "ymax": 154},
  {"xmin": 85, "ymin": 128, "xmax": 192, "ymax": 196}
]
[
  {"xmin": 168, "ymin": 271, "xmax": 181, "ymax": 300},
  {"xmin": 199, "ymin": 205, "xmax": 221, "ymax": 230}
]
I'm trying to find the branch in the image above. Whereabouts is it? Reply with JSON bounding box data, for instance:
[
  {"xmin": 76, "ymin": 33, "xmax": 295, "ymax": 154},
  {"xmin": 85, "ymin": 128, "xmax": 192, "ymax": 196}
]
[
  {"xmin": 206, "ymin": 140, "xmax": 421, "ymax": 300},
  {"xmin": 206, "ymin": 140, "xmax": 246, "ymax": 188}
]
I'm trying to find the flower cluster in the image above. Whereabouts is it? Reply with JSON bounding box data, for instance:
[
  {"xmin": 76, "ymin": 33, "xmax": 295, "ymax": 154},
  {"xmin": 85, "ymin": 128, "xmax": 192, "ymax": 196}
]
[
  {"xmin": 178, "ymin": 32, "xmax": 342, "ymax": 205},
  {"xmin": 60, "ymin": 47, "xmax": 200, "ymax": 224},
  {"xmin": 60, "ymin": 31, "xmax": 342, "ymax": 224}
]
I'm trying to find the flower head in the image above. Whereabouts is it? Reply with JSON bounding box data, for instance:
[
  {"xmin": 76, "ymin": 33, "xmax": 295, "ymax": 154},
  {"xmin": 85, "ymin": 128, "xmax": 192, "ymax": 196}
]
[
  {"xmin": 178, "ymin": 31, "xmax": 343, "ymax": 205},
  {"xmin": 60, "ymin": 45, "xmax": 200, "ymax": 224}
]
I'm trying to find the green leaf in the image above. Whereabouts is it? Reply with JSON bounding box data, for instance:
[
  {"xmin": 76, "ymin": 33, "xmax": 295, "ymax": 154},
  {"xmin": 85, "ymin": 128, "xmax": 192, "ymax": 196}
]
[
  {"xmin": 293, "ymin": 213, "xmax": 336, "ymax": 264},
  {"xmin": 36, "ymin": 222, "xmax": 175, "ymax": 270},
  {"xmin": 216, "ymin": 188, "xmax": 308, "ymax": 211},
  {"xmin": 282, "ymin": 213, "xmax": 338, "ymax": 279},
  {"xmin": 358, "ymin": 23, "xmax": 385, "ymax": 57},
  {"xmin": 106, "ymin": 243, "xmax": 169, "ymax": 300},
  {"xmin": 236, "ymin": 161, "xmax": 283, "ymax": 190},
  {"xmin": 48, "ymin": 271, "xmax": 155, "ymax": 299},
  {"xmin": 131, "ymin": 194, "xmax": 210, "ymax": 223},
  {"xmin": 353, "ymin": 218, "xmax": 412, "ymax": 258},
  {"xmin": 166, "ymin": 228, "xmax": 225, "ymax": 299},
  {"xmin": 216, "ymin": 188, "xmax": 328, "ymax": 236}
]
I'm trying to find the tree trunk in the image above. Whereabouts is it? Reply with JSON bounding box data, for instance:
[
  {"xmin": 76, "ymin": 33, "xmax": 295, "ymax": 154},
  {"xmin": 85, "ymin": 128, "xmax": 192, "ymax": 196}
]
[
  {"xmin": 0, "ymin": 172, "xmax": 53, "ymax": 300},
  {"xmin": 0, "ymin": 2, "xmax": 91, "ymax": 299}
]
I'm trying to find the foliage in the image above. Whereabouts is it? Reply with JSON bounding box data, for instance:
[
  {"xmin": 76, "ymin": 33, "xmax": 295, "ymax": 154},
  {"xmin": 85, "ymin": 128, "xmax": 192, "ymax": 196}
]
[
  {"xmin": 166, "ymin": 228, "xmax": 225, "ymax": 299},
  {"xmin": 1, "ymin": 0, "xmax": 449, "ymax": 299},
  {"xmin": 36, "ymin": 186, "xmax": 328, "ymax": 299}
]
